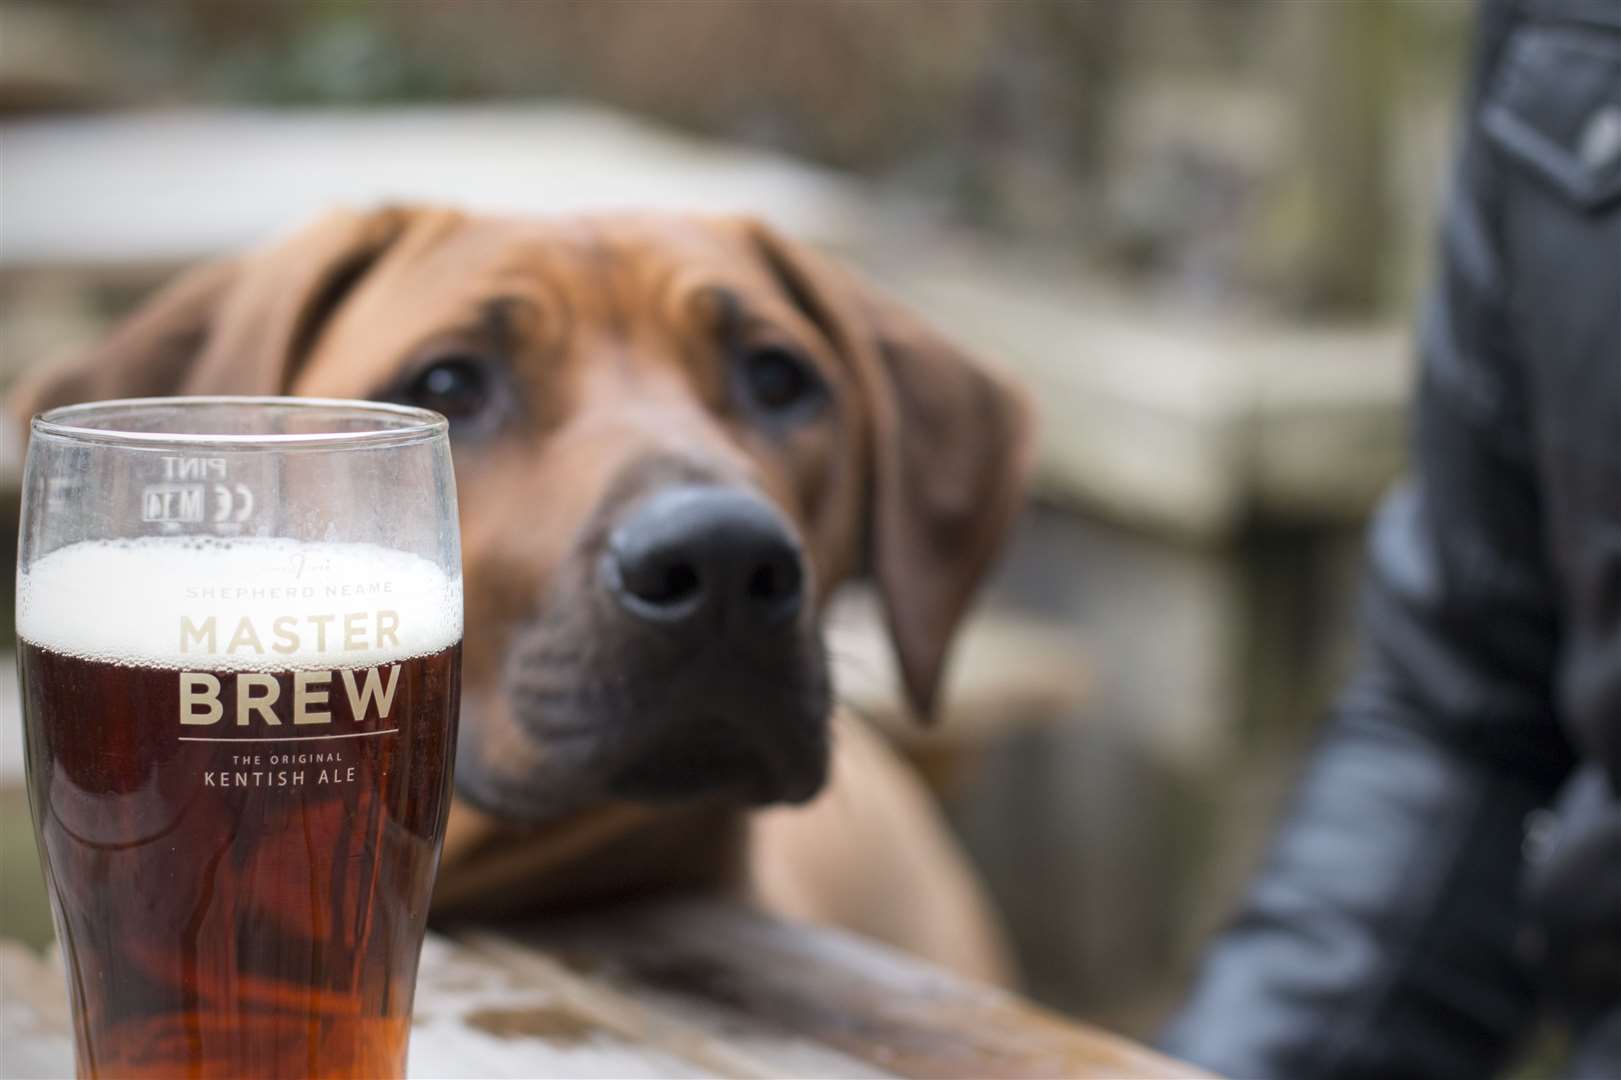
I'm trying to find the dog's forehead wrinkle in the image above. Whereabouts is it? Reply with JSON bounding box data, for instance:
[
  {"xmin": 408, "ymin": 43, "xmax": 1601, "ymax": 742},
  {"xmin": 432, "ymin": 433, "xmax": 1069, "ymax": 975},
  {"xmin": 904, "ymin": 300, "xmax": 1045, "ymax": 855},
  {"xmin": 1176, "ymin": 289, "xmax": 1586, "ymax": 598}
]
[
  {"xmin": 700, "ymin": 284, "xmax": 743, "ymax": 337},
  {"xmin": 551, "ymin": 367, "xmax": 757, "ymax": 483},
  {"xmin": 576, "ymin": 222, "xmax": 641, "ymax": 346},
  {"xmin": 387, "ymin": 206, "xmax": 471, "ymax": 263},
  {"xmin": 474, "ymin": 294, "xmax": 541, "ymax": 351},
  {"xmin": 600, "ymin": 452, "xmax": 755, "ymax": 510},
  {"xmin": 570, "ymin": 222, "xmax": 730, "ymax": 331}
]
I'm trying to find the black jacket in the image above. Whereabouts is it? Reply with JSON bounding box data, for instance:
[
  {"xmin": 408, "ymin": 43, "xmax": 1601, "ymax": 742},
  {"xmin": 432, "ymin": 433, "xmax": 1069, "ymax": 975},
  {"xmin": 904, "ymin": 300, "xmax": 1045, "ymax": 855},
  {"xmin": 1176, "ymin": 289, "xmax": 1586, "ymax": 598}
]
[{"xmin": 1161, "ymin": 1, "xmax": 1621, "ymax": 1077}]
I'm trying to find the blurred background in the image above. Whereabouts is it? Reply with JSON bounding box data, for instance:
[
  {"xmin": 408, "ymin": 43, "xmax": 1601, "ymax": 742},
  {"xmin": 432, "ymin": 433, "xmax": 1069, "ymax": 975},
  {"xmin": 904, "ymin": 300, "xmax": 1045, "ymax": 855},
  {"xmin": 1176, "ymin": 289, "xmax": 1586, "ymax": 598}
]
[{"xmin": 0, "ymin": 0, "xmax": 1474, "ymax": 1041}]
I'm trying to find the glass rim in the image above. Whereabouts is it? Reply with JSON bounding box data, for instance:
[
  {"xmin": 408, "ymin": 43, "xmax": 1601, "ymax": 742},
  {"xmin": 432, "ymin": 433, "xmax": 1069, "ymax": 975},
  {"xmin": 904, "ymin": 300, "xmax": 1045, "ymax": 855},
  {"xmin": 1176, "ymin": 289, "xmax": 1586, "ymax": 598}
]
[{"xmin": 30, "ymin": 396, "xmax": 448, "ymax": 450}]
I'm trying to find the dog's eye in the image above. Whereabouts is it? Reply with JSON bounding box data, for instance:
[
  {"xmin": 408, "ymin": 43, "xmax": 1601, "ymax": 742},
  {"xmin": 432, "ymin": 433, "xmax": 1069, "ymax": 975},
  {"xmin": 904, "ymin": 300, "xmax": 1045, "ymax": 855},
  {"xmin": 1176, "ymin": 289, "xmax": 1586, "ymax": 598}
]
[
  {"xmin": 404, "ymin": 356, "xmax": 491, "ymax": 421},
  {"xmin": 737, "ymin": 345, "xmax": 824, "ymax": 417}
]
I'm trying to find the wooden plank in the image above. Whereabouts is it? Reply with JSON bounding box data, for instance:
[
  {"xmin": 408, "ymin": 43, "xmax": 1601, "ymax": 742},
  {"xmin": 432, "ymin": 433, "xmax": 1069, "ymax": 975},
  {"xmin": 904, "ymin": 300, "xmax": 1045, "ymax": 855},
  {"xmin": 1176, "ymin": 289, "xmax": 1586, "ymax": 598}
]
[
  {"xmin": 407, "ymin": 934, "xmax": 706, "ymax": 1080},
  {"xmin": 0, "ymin": 939, "xmax": 73, "ymax": 1080},
  {"xmin": 484, "ymin": 899, "xmax": 1208, "ymax": 1080},
  {"xmin": 862, "ymin": 247, "xmax": 1408, "ymax": 540},
  {"xmin": 0, "ymin": 934, "xmax": 704, "ymax": 1080},
  {"xmin": 459, "ymin": 931, "xmax": 889, "ymax": 1079},
  {"xmin": 2, "ymin": 901, "xmax": 1207, "ymax": 1079},
  {"xmin": 0, "ymin": 107, "xmax": 867, "ymax": 269}
]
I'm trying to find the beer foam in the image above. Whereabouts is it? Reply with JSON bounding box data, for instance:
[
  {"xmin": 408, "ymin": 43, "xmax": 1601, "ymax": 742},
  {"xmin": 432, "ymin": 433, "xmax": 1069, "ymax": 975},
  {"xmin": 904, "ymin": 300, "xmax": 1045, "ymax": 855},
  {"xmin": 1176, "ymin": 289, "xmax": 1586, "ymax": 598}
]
[{"xmin": 18, "ymin": 536, "xmax": 462, "ymax": 671}]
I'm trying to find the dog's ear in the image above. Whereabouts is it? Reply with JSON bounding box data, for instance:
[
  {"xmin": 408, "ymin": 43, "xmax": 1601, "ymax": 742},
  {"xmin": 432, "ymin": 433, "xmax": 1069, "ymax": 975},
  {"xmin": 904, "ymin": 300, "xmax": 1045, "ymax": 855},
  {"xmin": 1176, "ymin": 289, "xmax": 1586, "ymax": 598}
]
[
  {"xmin": 740, "ymin": 219, "xmax": 1035, "ymax": 722},
  {"xmin": 8, "ymin": 207, "xmax": 417, "ymax": 421}
]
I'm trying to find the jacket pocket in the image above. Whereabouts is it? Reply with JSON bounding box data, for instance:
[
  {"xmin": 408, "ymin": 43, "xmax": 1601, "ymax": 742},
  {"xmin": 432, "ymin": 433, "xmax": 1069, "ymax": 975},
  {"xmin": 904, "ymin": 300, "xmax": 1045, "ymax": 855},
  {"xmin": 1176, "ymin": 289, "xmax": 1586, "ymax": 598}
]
[{"xmin": 1482, "ymin": 26, "xmax": 1621, "ymax": 211}]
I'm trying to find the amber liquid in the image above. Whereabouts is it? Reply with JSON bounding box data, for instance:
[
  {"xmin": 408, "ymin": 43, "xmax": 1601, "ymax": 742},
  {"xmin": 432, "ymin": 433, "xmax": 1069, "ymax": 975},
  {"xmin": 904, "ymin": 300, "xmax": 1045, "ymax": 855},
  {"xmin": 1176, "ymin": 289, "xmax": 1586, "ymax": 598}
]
[{"xmin": 19, "ymin": 641, "xmax": 461, "ymax": 1080}]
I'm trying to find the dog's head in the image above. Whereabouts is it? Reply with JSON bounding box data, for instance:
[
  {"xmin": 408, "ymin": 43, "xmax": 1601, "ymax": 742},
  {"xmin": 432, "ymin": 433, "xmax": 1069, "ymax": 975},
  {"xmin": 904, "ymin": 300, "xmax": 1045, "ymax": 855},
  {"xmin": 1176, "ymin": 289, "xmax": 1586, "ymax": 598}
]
[{"xmin": 12, "ymin": 207, "xmax": 1031, "ymax": 823}]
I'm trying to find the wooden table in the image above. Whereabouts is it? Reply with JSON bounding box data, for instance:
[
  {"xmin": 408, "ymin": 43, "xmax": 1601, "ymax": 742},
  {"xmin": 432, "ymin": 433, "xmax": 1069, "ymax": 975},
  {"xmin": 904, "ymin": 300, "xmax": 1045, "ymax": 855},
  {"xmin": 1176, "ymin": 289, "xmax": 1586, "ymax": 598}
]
[{"xmin": 1, "ymin": 898, "xmax": 1205, "ymax": 1079}]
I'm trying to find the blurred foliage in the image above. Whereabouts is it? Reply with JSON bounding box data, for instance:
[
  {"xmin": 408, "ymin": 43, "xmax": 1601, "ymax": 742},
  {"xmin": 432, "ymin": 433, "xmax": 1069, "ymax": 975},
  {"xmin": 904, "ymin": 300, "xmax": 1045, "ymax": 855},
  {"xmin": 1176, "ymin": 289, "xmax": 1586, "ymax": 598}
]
[
  {"xmin": 22, "ymin": 0, "xmax": 1471, "ymax": 317},
  {"xmin": 0, "ymin": 788, "xmax": 51, "ymax": 949}
]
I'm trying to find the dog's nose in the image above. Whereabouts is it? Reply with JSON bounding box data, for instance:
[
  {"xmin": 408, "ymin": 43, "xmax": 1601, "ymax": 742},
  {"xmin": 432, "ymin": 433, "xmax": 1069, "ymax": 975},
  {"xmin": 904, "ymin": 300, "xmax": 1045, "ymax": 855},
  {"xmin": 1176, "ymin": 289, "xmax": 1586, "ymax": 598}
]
[{"xmin": 603, "ymin": 487, "xmax": 805, "ymax": 630}]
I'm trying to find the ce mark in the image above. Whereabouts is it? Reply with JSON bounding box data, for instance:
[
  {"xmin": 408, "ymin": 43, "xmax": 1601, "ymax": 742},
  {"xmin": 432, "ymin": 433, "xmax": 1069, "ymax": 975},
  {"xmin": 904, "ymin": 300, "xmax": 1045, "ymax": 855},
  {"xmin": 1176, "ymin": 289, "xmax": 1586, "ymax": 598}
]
[{"xmin": 212, "ymin": 483, "xmax": 255, "ymax": 523}]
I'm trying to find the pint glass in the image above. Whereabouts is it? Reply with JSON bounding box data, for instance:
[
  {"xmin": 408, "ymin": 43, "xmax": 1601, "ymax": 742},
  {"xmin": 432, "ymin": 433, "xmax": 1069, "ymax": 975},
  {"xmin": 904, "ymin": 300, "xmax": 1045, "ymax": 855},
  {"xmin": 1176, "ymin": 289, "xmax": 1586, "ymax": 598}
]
[{"xmin": 15, "ymin": 398, "xmax": 463, "ymax": 1079}]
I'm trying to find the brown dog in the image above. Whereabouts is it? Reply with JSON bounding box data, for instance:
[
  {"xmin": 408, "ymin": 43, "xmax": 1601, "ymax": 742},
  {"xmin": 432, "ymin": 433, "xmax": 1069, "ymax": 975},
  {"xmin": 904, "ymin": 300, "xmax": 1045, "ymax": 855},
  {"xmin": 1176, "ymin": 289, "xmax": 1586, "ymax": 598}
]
[{"xmin": 10, "ymin": 207, "xmax": 1031, "ymax": 983}]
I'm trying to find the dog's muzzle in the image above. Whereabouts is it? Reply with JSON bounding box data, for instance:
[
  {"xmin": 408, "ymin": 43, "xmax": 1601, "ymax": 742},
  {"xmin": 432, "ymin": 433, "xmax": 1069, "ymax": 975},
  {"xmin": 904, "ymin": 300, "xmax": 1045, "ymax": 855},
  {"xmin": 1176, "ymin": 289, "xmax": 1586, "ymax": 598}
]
[
  {"xmin": 591, "ymin": 484, "xmax": 826, "ymax": 806},
  {"xmin": 466, "ymin": 479, "xmax": 830, "ymax": 824}
]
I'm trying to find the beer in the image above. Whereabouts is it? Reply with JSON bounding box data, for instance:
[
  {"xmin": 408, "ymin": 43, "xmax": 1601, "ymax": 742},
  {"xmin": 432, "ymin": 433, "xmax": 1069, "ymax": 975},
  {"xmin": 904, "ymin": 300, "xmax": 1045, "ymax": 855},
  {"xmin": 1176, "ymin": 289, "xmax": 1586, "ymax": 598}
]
[{"xmin": 18, "ymin": 536, "xmax": 462, "ymax": 1079}]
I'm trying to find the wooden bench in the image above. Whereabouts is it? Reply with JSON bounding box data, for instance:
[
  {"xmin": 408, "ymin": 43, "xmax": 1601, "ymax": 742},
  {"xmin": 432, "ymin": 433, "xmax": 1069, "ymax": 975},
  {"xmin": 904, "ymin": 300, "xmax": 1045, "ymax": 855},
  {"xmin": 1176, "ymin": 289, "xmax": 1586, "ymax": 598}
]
[{"xmin": 1, "ymin": 898, "xmax": 1205, "ymax": 1079}]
